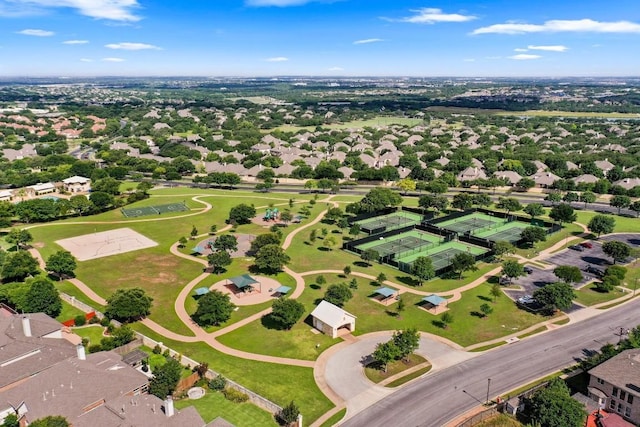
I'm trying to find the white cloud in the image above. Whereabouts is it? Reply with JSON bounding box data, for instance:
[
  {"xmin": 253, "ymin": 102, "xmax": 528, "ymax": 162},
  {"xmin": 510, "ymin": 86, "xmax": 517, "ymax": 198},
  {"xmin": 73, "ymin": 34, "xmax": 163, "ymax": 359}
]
[
  {"xmin": 328, "ymin": 66, "xmax": 343, "ymax": 71},
  {"xmin": 514, "ymin": 48, "xmax": 528, "ymax": 52},
  {"xmin": 17, "ymin": 28, "xmax": 54, "ymax": 36},
  {"xmin": 80, "ymin": 58, "xmax": 93, "ymax": 62},
  {"xmin": 105, "ymin": 42, "xmax": 161, "ymax": 50},
  {"xmin": 527, "ymin": 44, "xmax": 568, "ymax": 52},
  {"xmin": 102, "ymin": 57, "xmax": 125, "ymax": 62},
  {"xmin": 246, "ymin": 0, "xmax": 314, "ymax": 6},
  {"xmin": 387, "ymin": 8, "xmax": 476, "ymax": 24},
  {"xmin": 473, "ymin": 19, "xmax": 640, "ymax": 35},
  {"xmin": 353, "ymin": 38, "xmax": 384, "ymax": 45},
  {"xmin": 463, "ymin": 58, "xmax": 475, "ymax": 62},
  {"xmin": 266, "ymin": 57, "xmax": 288, "ymax": 62},
  {"xmin": 4, "ymin": 0, "xmax": 141, "ymax": 21},
  {"xmin": 509, "ymin": 54, "xmax": 542, "ymax": 60},
  {"xmin": 63, "ymin": 39, "xmax": 89, "ymax": 44}
]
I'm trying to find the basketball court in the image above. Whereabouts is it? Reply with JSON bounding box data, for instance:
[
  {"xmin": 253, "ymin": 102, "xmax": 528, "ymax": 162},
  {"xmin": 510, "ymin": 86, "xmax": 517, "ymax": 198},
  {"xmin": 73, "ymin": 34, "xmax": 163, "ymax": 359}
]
[{"xmin": 55, "ymin": 228, "xmax": 158, "ymax": 261}]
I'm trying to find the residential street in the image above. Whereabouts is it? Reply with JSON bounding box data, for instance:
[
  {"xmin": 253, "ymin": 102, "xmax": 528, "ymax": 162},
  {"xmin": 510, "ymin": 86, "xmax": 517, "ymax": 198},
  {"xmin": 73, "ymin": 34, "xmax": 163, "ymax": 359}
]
[{"xmin": 341, "ymin": 297, "xmax": 640, "ymax": 427}]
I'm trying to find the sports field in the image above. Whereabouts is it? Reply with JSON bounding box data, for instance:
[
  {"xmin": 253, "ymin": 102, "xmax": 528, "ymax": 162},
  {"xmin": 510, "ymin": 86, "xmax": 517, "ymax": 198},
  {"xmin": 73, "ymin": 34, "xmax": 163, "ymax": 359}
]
[
  {"xmin": 396, "ymin": 241, "xmax": 488, "ymax": 270},
  {"xmin": 436, "ymin": 212, "xmax": 503, "ymax": 234},
  {"xmin": 121, "ymin": 202, "xmax": 189, "ymax": 218},
  {"xmin": 356, "ymin": 211, "xmax": 423, "ymax": 234},
  {"xmin": 355, "ymin": 229, "xmax": 441, "ymax": 258},
  {"xmin": 475, "ymin": 221, "xmax": 529, "ymax": 243}
]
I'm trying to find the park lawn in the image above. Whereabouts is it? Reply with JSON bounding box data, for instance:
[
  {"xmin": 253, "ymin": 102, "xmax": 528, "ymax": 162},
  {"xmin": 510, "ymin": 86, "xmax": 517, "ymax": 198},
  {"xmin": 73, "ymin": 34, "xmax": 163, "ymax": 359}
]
[
  {"xmin": 174, "ymin": 390, "xmax": 277, "ymax": 427},
  {"xmin": 56, "ymin": 300, "xmax": 86, "ymax": 323},
  {"xmin": 296, "ymin": 275, "xmax": 548, "ymax": 347},
  {"xmin": 272, "ymin": 116, "xmax": 424, "ymax": 132},
  {"xmin": 574, "ymin": 285, "xmax": 627, "ymax": 306},
  {"xmin": 131, "ymin": 324, "xmax": 334, "ymax": 425},
  {"xmin": 496, "ymin": 110, "xmax": 640, "ymax": 119},
  {"xmin": 364, "ymin": 353, "xmax": 428, "ymax": 383},
  {"xmin": 319, "ymin": 409, "xmax": 346, "ymax": 427},
  {"xmin": 72, "ymin": 325, "xmax": 105, "ymax": 346},
  {"xmin": 576, "ymin": 211, "xmax": 640, "ymax": 233},
  {"xmin": 55, "ymin": 280, "xmax": 106, "ymax": 312},
  {"xmin": 216, "ymin": 309, "xmax": 342, "ymax": 361},
  {"xmin": 514, "ymin": 222, "xmax": 583, "ymax": 259}
]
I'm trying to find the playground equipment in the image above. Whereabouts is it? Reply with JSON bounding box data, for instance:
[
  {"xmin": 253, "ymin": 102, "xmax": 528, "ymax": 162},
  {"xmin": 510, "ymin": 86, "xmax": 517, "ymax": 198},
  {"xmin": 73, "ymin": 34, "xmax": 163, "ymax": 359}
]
[
  {"xmin": 205, "ymin": 240, "xmax": 215, "ymax": 250},
  {"xmin": 263, "ymin": 207, "xmax": 280, "ymax": 221}
]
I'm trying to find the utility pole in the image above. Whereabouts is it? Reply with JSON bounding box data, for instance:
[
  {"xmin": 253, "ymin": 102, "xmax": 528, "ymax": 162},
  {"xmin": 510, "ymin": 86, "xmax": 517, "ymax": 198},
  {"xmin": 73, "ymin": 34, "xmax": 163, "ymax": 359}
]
[{"xmin": 486, "ymin": 378, "xmax": 491, "ymax": 405}]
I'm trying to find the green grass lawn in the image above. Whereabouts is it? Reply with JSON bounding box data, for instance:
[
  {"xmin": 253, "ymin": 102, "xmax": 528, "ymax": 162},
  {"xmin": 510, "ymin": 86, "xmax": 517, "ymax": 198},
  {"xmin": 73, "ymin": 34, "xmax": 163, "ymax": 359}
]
[
  {"xmin": 131, "ymin": 323, "xmax": 334, "ymax": 425},
  {"xmin": 55, "ymin": 280, "xmax": 106, "ymax": 312},
  {"xmin": 319, "ymin": 409, "xmax": 346, "ymax": 427},
  {"xmin": 72, "ymin": 325, "xmax": 105, "ymax": 346},
  {"xmin": 272, "ymin": 116, "xmax": 424, "ymax": 132},
  {"xmin": 56, "ymin": 300, "xmax": 87, "ymax": 323},
  {"xmin": 385, "ymin": 365, "xmax": 432, "ymax": 387},
  {"xmin": 574, "ymin": 285, "xmax": 627, "ymax": 306},
  {"xmin": 576, "ymin": 211, "xmax": 640, "ymax": 233},
  {"xmin": 364, "ymin": 354, "xmax": 428, "ymax": 383},
  {"xmin": 175, "ymin": 390, "xmax": 277, "ymax": 427}
]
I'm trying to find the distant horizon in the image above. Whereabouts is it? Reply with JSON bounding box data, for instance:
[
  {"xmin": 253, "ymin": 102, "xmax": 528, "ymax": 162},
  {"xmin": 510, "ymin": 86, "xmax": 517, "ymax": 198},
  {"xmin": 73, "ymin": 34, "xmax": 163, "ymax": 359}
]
[
  {"xmin": 1, "ymin": 1, "xmax": 639, "ymax": 77},
  {"xmin": 1, "ymin": 75, "xmax": 640, "ymax": 80}
]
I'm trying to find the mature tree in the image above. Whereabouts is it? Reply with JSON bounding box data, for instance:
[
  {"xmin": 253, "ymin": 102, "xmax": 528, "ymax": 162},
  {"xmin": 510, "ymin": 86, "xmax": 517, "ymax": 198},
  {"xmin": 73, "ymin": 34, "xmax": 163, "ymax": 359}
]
[
  {"xmin": 315, "ymin": 275, "xmax": 326, "ymax": 287},
  {"xmin": 137, "ymin": 181, "xmax": 154, "ymax": 195},
  {"xmin": 207, "ymin": 250, "xmax": 232, "ymax": 274},
  {"xmin": 490, "ymin": 283, "xmax": 502, "ymax": 303},
  {"xmin": 271, "ymin": 299, "xmax": 305, "ymax": 329},
  {"xmin": 588, "ymin": 214, "xmax": 616, "ymax": 238},
  {"xmin": 92, "ymin": 177, "xmax": 121, "ymax": 195},
  {"xmin": 1, "ymin": 413, "xmax": 19, "ymax": 427},
  {"xmin": 526, "ymin": 378, "xmax": 587, "ymax": 427},
  {"xmin": 516, "ymin": 177, "xmax": 536, "ymax": 192},
  {"xmin": 496, "ymin": 197, "xmax": 523, "ymax": 215},
  {"xmin": 397, "ymin": 178, "xmax": 416, "ymax": 194},
  {"xmin": 348, "ymin": 224, "xmax": 361, "ymax": 238},
  {"xmin": 213, "ymin": 234, "xmax": 238, "ymax": 253},
  {"xmin": 523, "ymin": 203, "xmax": 545, "ymax": 220},
  {"xmin": 5, "ymin": 228, "xmax": 33, "ymax": 250},
  {"xmin": 105, "ymin": 288, "xmax": 153, "ymax": 322},
  {"xmin": 14, "ymin": 198, "xmax": 59, "ymax": 223},
  {"xmin": 24, "ymin": 277, "xmax": 62, "ymax": 317},
  {"xmin": 392, "ymin": 328, "xmax": 420, "ymax": 361},
  {"xmin": 324, "ymin": 283, "xmax": 352, "ymax": 307},
  {"xmin": 563, "ymin": 192, "xmax": 579, "ymax": 203},
  {"xmin": 451, "ymin": 252, "xmax": 478, "ymax": 279},
  {"xmin": 250, "ymin": 233, "xmax": 281, "ymax": 255},
  {"xmin": 502, "ymin": 260, "xmax": 525, "ymax": 284},
  {"xmin": 88, "ymin": 191, "xmax": 114, "ymax": 210},
  {"xmin": 28, "ymin": 416, "xmax": 70, "ymax": 427},
  {"xmin": 280, "ymin": 210, "xmax": 293, "ymax": 225},
  {"xmin": 440, "ymin": 312, "xmax": 453, "ymax": 329},
  {"xmin": 520, "ymin": 226, "xmax": 547, "ymax": 246},
  {"xmin": 193, "ymin": 290, "xmax": 235, "ymax": 326},
  {"xmin": 361, "ymin": 249, "xmax": 379, "ymax": 265},
  {"xmin": 479, "ymin": 303, "xmax": 493, "ymax": 318},
  {"xmin": 149, "ymin": 357, "xmax": 182, "ymax": 399},
  {"xmin": 69, "ymin": 195, "xmax": 93, "ymax": 216},
  {"xmin": 323, "ymin": 235, "xmax": 337, "ymax": 251},
  {"xmin": 630, "ymin": 200, "xmax": 640, "ymax": 217},
  {"xmin": 376, "ymin": 272, "xmax": 387, "ymax": 285},
  {"xmin": 346, "ymin": 187, "xmax": 402, "ymax": 214},
  {"xmin": 493, "ymin": 241, "xmax": 515, "ymax": 260},
  {"xmin": 580, "ymin": 191, "xmax": 596, "ymax": 209},
  {"xmin": 604, "ymin": 265, "xmax": 627, "ymax": 281},
  {"xmin": 451, "ymin": 193, "xmax": 474, "ymax": 211},
  {"xmin": 610, "ymin": 195, "xmax": 631, "ymax": 215},
  {"xmin": 190, "ymin": 225, "xmax": 198, "ymax": 239},
  {"xmin": 553, "ymin": 266, "xmax": 583, "ymax": 284},
  {"xmin": 473, "ymin": 194, "xmax": 492, "ymax": 208},
  {"xmin": 1, "ymin": 251, "xmax": 40, "ymax": 282},
  {"xmin": 419, "ymin": 194, "xmax": 449, "ymax": 213},
  {"xmin": 279, "ymin": 401, "xmax": 300, "ymax": 426},
  {"xmin": 549, "ymin": 203, "xmax": 577, "ymax": 225},
  {"xmin": 45, "ymin": 250, "xmax": 77, "ymax": 280},
  {"xmin": 228, "ymin": 204, "xmax": 256, "ymax": 224},
  {"xmin": 545, "ymin": 192, "xmax": 562, "ymax": 205},
  {"xmin": 324, "ymin": 207, "xmax": 344, "ymax": 223},
  {"xmin": 372, "ymin": 340, "xmax": 399, "ymax": 372},
  {"xmin": 254, "ymin": 244, "xmax": 291, "ymax": 273},
  {"xmin": 343, "ymin": 265, "xmax": 351, "ymax": 276},
  {"xmin": 412, "ymin": 256, "xmax": 435, "ymax": 285},
  {"xmin": 178, "ymin": 236, "xmax": 188, "ymax": 247},
  {"xmin": 602, "ymin": 240, "xmax": 631, "ymax": 264},
  {"xmin": 533, "ymin": 282, "xmax": 575, "ymax": 313}
]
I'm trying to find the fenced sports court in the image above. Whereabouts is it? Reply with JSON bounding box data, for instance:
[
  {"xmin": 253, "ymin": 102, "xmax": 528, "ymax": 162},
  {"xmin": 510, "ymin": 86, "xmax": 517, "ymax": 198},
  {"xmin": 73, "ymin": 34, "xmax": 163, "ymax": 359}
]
[
  {"xmin": 396, "ymin": 241, "xmax": 488, "ymax": 271},
  {"xmin": 121, "ymin": 202, "xmax": 189, "ymax": 218},
  {"xmin": 436, "ymin": 212, "xmax": 502, "ymax": 235},
  {"xmin": 354, "ymin": 229, "xmax": 441, "ymax": 258},
  {"xmin": 356, "ymin": 211, "xmax": 423, "ymax": 234},
  {"xmin": 474, "ymin": 222, "xmax": 529, "ymax": 243}
]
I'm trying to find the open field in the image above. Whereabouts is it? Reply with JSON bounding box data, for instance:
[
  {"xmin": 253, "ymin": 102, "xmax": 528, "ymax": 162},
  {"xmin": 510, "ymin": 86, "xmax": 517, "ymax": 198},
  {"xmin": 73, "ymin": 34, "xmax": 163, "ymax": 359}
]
[
  {"xmin": 72, "ymin": 325, "xmax": 105, "ymax": 346},
  {"xmin": 574, "ymin": 285, "xmax": 627, "ymax": 306},
  {"xmin": 496, "ymin": 109, "xmax": 640, "ymax": 119},
  {"xmin": 271, "ymin": 116, "xmax": 424, "ymax": 132}
]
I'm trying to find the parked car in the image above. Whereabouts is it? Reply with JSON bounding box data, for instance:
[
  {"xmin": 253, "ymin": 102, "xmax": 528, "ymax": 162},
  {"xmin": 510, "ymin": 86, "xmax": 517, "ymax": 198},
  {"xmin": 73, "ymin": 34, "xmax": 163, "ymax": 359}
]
[
  {"xmin": 580, "ymin": 242, "xmax": 593, "ymax": 249},
  {"xmin": 518, "ymin": 295, "xmax": 536, "ymax": 304},
  {"xmin": 569, "ymin": 244, "xmax": 585, "ymax": 251},
  {"xmin": 523, "ymin": 266, "xmax": 534, "ymax": 274},
  {"xmin": 585, "ymin": 265, "xmax": 605, "ymax": 277}
]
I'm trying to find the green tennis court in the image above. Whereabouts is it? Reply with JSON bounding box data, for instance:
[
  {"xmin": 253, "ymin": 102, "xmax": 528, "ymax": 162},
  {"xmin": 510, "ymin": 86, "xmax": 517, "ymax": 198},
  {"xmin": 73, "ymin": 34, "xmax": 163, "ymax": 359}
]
[
  {"xmin": 121, "ymin": 202, "xmax": 189, "ymax": 218},
  {"xmin": 396, "ymin": 240, "xmax": 488, "ymax": 270},
  {"xmin": 356, "ymin": 211, "xmax": 423, "ymax": 233},
  {"xmin": 475, "ymin": 222, "xmax": 530, "ymax": 243},
  {"xmin": 355, "ymin": 229, "xmax": 441, "ymax": 258},
  {"xmin": 437, "ymin": 212, "xmax": 502, "ymax": 234}
]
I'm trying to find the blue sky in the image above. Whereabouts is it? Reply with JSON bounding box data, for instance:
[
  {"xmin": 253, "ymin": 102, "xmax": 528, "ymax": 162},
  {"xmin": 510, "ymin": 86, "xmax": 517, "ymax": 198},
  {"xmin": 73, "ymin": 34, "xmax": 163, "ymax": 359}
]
[{"xmin": 1, "ymin": 0, "xmax": 639, "ymax": 77}]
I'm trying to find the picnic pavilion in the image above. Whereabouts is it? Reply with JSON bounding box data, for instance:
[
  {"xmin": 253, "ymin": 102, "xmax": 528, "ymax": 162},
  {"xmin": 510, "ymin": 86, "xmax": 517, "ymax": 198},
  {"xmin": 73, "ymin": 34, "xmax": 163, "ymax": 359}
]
[
  {"xmin": 420, "ymin": 294, "xmax": 448, "ymax": 314},
  {"xmin": 371, "ymin": 287, "xmax": 399, "ymax": 306},
  {"xmin": 228, "ymin": 274, "xmax": 261, "ymax": 296}
]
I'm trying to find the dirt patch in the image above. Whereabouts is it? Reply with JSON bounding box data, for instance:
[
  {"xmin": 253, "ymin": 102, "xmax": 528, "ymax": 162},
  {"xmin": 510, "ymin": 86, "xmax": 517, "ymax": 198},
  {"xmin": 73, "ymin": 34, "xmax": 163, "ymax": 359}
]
[
  {"xmin": 56, "ymin": 228, "xmax": 158, "ymax": 261},
  {"xmin": 110, "ymin": 254, "xmax": 179, "ymax": 286},
  {"xmin": 194, "ymin": 234, "xmax": 256, "ymax": 258}
]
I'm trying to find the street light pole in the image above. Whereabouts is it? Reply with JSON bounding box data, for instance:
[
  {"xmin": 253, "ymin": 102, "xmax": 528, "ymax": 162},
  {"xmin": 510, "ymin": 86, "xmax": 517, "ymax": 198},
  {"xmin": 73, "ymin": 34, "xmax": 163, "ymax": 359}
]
[{"xmin": 486, "ymin": 378, "xmax": 491, "ymax": 405}]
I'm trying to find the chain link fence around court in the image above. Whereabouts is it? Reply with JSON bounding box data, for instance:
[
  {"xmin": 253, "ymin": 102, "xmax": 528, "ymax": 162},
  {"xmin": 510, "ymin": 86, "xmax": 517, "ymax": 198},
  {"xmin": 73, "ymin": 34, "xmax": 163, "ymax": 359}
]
[{"xmin": 121, "ymin": 202, "xmax": 189, "ymax": 218}]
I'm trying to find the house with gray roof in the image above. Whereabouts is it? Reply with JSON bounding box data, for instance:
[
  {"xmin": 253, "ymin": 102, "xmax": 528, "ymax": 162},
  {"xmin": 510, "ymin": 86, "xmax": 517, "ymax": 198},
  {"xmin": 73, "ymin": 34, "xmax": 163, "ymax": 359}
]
[
  {"xmin": 457, "ymin": 167, "xmax": 487, "ymax": 182},
  {"xmin": 588, "ymin": 349, "xmax": 640, "ymax": 424},
  {"xmin": 572, "ymin": 174, "xmax": 600, "ymax": 185},
  {"xmin": 595, "ymin": 159, "xmax": 615, "ymax": 173},
  {"xmin": 493, "ymin": 171, "xmax": 522, "ymax": 185},
  {"xmin": 530, "ymin": 171, "xmax": 560, "ymax": 188},
  {"xmin": 615, "ymin": 178, "xmax": 640, "ymax": 190}
]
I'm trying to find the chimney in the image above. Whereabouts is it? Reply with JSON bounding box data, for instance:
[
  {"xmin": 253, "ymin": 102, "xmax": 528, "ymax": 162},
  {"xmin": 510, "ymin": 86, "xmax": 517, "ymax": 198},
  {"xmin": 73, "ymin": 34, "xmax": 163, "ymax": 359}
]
[
  {"xmin": 76, "ymin": 344, "xmax": 86, "ymax": 361},
  {"xmin": 22, "ymin": 316, "xmax": 32, "ymax": 337},
  {"xmin": 164, "ymin": 396, "xmax": 174, "ymax": 417}
]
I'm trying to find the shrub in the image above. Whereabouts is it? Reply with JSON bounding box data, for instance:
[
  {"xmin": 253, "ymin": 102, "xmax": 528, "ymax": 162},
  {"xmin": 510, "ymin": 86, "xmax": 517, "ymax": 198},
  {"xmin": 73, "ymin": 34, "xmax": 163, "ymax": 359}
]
[
  {"xmin": 81, "ymin": 338, "xmax": 89, "ymax": 347},
  {"xmin": 89, "ymin": 316, "xmax": 100, "ymax": 324},
  {"xmin": 153, "ymin": 344, "xmax": 162, "ymax": 354},
  {"xmin": 88, "ymin": 344, "xmax": 102, "ymax": 353},
  {"xmin": 100, "ymin": 317, "xmax": 110, "ymax": 327},
  {"xmin": 163, "ymin": 348, "xmax": 171, "ymax": 358},
  {"xmin": 209, "ymin": 375, "xmax": 227, "ymax": 391},
  {"xmin": 74, "ymin": 315, "xmax": 86, "ymax": 326},
  {"xmin": 222, "ymin": 387, "xmax": 248, "ymax": 403}
]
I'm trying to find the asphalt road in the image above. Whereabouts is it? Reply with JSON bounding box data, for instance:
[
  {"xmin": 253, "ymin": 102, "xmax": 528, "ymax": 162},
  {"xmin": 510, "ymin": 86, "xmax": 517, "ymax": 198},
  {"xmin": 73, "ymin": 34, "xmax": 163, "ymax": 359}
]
[{"xmin": 342, "ymin": 297, "xmax": 640, "ymax": 427}]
